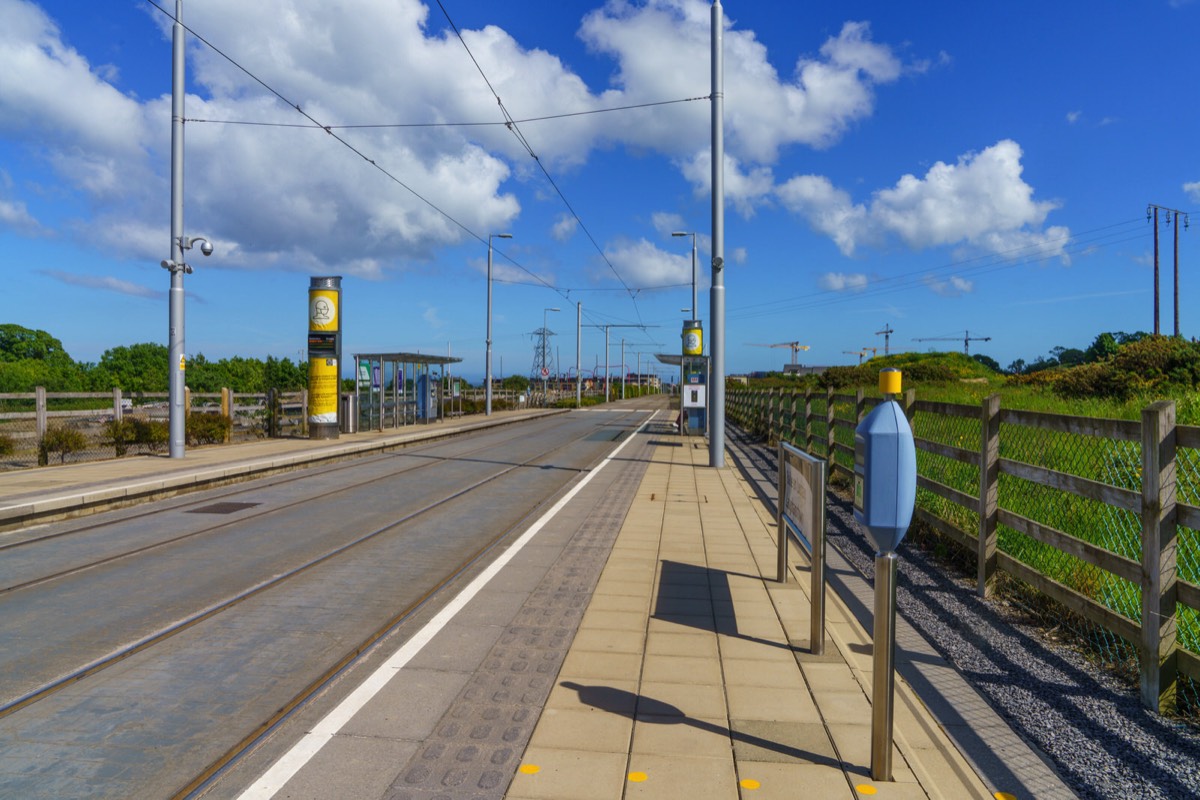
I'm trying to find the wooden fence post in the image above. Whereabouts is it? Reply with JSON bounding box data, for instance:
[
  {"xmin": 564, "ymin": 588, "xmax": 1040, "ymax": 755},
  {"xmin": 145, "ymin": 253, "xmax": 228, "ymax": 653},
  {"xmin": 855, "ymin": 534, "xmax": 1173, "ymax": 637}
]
[
  {"xmin": 978, "ymin": 394, "xmax": 1001, "ymax": 597},
  {"xmin": 855, "ymin": 388, "xmax": 865, "ymax": 423},
  {"xmin": 1140, "ymin": 400, "xmax": 1178, "ymax": 714},
  {"xmin": 35, "ymin": 386, "xmax": 47, "ymax": 438},
  {"xmin": 113, "ymin": 388, "xmax": 123, "ymax": 422},
  {"xmin": 788, "ymin": 392, "xmax": 799, "ymax": 446},
  {"xmin": 804, "ymin": 387, "xmax": 814, "ymax": 454},
  {"xmin": 825, "ymin": 387, "xmax": 836, "ymax": 466}
]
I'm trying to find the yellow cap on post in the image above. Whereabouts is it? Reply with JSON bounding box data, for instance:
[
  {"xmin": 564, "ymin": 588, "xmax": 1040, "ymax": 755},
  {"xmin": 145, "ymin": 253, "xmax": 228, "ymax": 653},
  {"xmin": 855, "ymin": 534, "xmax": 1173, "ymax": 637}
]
[{"xmin": 879, "ymin": 368, "xmax": 902, "ymax": 395}]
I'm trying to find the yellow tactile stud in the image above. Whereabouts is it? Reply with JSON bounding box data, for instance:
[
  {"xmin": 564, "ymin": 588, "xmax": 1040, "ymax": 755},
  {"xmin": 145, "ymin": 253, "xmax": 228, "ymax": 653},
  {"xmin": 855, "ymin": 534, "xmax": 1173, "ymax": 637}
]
[
  {"xmin": 856, "ymin": 786, "xmax": 878, "ymax": 796},
  {"xmin": 740, "ymin": 778, "xmax": 761, "ymax": 790},
  {"xmin": 518, "ymin": 764, "xmax": 540, "ymax": 775},
  {"xmin": 628, "ymin": 771, "xmax": 649, "ymax": 782}
]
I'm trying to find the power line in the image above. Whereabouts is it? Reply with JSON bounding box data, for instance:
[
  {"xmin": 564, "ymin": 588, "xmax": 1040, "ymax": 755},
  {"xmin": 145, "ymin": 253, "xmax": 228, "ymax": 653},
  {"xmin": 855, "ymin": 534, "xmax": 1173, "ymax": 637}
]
[
  {"xmin": 142, "ymin": 0, "xmax": 586, "ymax": 314},
  {"xmin": 434, "ymin": 0, "xmax": 643, "ymax": 325},
  {"xmin": 182, "ymin": 95, "xmax": 708, "ymax": 130}
]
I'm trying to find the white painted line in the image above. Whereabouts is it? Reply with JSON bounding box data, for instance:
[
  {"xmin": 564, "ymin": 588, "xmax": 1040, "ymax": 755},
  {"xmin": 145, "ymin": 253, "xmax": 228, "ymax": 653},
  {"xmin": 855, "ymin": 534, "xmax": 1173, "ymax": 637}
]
[{"xmin": 237, "ymin": 412, "xmax": 657, "ymax": 799}]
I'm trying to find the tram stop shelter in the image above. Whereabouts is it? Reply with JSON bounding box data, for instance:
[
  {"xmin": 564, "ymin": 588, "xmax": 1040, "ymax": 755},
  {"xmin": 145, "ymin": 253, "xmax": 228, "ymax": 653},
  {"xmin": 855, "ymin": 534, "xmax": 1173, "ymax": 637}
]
[
  {"xmin": 352, "ymin": 352, "xmax": 463, "ymax": 431},
  {"xmin": 656, "ymin": 353, "xmax": 709, "ymax": 435}
]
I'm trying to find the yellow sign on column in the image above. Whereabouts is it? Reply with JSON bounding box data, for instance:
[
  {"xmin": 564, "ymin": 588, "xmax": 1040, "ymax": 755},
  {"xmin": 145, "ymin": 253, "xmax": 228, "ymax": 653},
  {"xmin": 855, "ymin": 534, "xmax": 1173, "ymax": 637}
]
[
  {"xmin": 309, "ymin": 290, "xmax": 339, "ymax": 332},
  {"xmin": 308, "ymin": 356, "xmax": 339, "ymax": 424}
]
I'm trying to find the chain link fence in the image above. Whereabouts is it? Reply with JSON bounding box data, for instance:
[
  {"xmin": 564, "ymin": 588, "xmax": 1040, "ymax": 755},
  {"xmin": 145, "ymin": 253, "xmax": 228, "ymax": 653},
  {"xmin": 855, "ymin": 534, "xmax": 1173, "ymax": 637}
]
[
  {"xmin": 0, "ymin": 390, "xmax": 309, "ymax": 471},
  {"xmin": 728, "ymin": 388, "xmax": 1200, "ymax": 720}
]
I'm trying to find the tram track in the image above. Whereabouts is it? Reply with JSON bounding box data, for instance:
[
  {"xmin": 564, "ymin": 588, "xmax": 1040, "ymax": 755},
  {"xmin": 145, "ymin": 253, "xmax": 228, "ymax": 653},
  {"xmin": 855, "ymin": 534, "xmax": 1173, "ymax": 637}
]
[
  {"xmin": 0, "ymin": 413, "xmax": 586, "ymax": 558},
  {"xmin": 0, "ymin": 412, "xmax": 625, "ymax": 596},
  {"xmin": 0, "ymin": 409, "xmax": 649, "ymax": 728}
]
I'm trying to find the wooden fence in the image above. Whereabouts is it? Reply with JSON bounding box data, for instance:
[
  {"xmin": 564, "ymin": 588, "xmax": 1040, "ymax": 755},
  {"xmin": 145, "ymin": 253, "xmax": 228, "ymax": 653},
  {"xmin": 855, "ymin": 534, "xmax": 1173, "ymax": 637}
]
[{"xmin": 728, "ymin": 387, "xmax": 1199, "ymax": 715}]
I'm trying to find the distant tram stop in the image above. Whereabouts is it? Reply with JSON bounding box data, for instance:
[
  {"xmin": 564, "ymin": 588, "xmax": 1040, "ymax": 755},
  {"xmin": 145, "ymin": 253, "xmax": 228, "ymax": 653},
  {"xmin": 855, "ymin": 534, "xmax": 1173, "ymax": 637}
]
[
  {"xmin": 656, "ymin": 318, "xmax": 708, "ymax": 436},
  {"xmin": 304, "ymin": 276, "xmax": 464, "ymax": 437},
  {"xmin": 350, "ymin": 352, "xmax": 463, "ymax": 432}
]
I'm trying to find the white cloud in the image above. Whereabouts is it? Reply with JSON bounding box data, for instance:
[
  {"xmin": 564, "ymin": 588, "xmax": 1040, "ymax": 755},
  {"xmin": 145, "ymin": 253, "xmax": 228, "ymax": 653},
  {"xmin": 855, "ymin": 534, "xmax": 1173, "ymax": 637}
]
[
  {"xmin": 422, "ymin": 304, "xmax": 444, "ymax": 328},
  {"xmin": 1066, "ymin": 110, "xmax": 1081, "ymax": 124},
  {"xmin": 0, "ymin": 195, "xmax": 41, "ymax": 234},
  {"xmin": 0, "ymin": 0, "xmax": 917, "ymax": 274},
  {"xmin": 41, "ymin": 270, "xmax": 162, "ymax": 299},
  {"xmin": 1184, "ymin": 181, "xmax": 1200, "ymax": 203},
  {"xmin": 602, "ymin": 238, "xmax": 691, "ymax": 288},
  {"xmin": 551, "ymin": 213, "xmax": 578, "ymax": 241},
  {"xmin": 923, "ymin": 274, "xmax": 974, "ymax": 297},
  {"xmin": 818, "ymin": 272, "xmax": 869, "ymax": 292},
  {"xmin": 779, "ymin": 140, "xmax": 1069, "ymax": 261},
  {"xmin": 651, "ymin": 211, "xmax": 685, "ymax": 237}
]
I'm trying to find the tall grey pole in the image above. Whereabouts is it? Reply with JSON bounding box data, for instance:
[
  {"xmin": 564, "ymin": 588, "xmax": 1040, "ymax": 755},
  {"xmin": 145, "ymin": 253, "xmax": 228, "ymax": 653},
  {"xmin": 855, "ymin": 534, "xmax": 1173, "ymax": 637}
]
[
  {"xmin": 485, "ymin": 233, "xmax": 511, "ymax": 416},
  {"xmin": 709, "ymin": 0, "xmax": 726, "ymax": 468},
  {"xmin": 691, "ymin": 233, "xmax": 698, "ymax": 318},
  {"xmin": 576, "ymin": 302, "xmax": 582, "ymax": 408},
  {"xmin": 604, "ymin": 325, "xmax": 610, "ymax": 403},
  {"xmin": 486, "ymin": 238, "xmax": 494, "ymax": 416},
  {"xmin": 167, "ymin": 0, "xmax": 186, "ymax": 459},
  {"xmin": 621, "ymin": 339, "xmax": 626, "ymax": 400}
]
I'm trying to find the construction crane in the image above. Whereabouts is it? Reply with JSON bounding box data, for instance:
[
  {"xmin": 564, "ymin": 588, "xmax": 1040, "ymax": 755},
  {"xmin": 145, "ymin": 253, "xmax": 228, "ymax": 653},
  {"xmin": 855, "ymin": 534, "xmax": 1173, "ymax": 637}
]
[
  {"xmin": 875, "ymin": 324, "xmax": 894, "ymax": 355},
  {"xmin": 913, "ymin": 330, "xmax": 992, "ymax": 355},
  {"xmin": 862, "ymin": 347, "xmax": 878, "ymax": 359},
  {"xmin": 747, "ymin": 341, "xmax": 811, "ymax": 365},
  {"xmin": 843, "ymin": 349, "xmax": 867, "ymax": 365}
]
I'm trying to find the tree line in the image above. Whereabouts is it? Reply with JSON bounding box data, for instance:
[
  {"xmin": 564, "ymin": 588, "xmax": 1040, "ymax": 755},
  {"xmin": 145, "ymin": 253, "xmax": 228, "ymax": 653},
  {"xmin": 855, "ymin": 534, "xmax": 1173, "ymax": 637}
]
[
  {"xmin": 970, "ymin": 331, "xmax": 1149, "ymax": 375},
  {"xmin": 0, "ymin": 324, "xmax": 307, "ymax": 393}
]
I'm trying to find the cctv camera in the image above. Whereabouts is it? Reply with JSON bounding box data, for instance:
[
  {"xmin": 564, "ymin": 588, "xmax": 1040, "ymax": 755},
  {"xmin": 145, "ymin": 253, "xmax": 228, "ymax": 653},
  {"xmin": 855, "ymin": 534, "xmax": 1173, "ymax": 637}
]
[{"xmin": 200, "ymin": 240, "xmax": 214, "ymax": 257}]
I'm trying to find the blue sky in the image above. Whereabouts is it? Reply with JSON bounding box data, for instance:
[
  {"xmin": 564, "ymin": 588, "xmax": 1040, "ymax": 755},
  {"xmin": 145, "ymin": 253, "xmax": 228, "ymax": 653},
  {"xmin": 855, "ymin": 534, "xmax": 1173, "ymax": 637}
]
[{"xmin": 2, "ymin": 0, "xmax": 1198, "ymax": 383}]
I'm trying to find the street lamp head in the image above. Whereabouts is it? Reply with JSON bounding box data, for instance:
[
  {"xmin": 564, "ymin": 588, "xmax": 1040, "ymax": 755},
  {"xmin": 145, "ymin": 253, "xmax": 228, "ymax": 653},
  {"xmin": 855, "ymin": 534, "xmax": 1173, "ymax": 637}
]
[
  {"xmin": 671, "ymin": 231, "xmax": 688, "ymax": 237},
  {"xmin": 547, "ymin": 307, "xmax": 560, "ymax": 312},
  {"xmin": 493, "ymin": 232, "xmax": 513, "ymax": 240}
]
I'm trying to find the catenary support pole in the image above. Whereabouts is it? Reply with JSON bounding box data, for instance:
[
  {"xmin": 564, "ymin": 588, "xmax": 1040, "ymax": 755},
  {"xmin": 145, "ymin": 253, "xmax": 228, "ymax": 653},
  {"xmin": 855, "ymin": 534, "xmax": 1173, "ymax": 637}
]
[
  {"xmin": 167, "ymin": 0, "xmax": 186, "ymax": 459},
  {"xmin": 709, "ymin": 0, "xmax": 726, "ymax": 468},
  {"xmin": 576, "ymin": 302, "xmax": 582, "ymax": 408}
]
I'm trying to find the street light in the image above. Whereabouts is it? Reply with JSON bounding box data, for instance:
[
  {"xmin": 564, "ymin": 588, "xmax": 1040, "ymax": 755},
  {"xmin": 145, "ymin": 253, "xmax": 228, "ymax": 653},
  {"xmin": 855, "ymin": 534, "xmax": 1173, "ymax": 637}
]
[
  {"xmin": 543, "ymin": 307, "xmax": 559, "ymax": 406},
  {"xmin": 161, "ymin": 235, "xmax": 213, "ymax": 459},
  {"xmin": 486, "ymin": 233, "xmax": 512, "ymax": 416},
  {"xmin": 672, "ymin": 231, "xmax": 698, "ymax": 319}
]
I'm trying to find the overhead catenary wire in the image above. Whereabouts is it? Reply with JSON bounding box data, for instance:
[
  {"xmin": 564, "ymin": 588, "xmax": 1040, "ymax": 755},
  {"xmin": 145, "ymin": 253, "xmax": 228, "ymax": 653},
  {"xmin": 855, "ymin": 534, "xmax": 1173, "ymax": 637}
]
[
  {"xmin": 434, "ymin": 0, "xmax": 645, "ymax": 327},
  {"xmin": 143, "ymin": 0, "xmax": 611, "ymax": 326},
  {"xmin": 183, "ymin": 96, "xmax": 708, "ymax": 130}
]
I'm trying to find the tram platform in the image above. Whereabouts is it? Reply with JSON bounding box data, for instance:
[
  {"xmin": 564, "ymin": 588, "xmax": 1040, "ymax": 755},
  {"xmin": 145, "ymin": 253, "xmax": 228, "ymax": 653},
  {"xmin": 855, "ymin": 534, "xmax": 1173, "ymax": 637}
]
[{"xmin": 0, "ymin": 405, "xmax": 1073, "ymax": 799}]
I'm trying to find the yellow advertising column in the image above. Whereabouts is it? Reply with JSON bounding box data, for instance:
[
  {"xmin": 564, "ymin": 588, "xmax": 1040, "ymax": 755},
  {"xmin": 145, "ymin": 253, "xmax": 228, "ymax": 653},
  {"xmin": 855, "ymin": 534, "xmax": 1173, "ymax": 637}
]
[{"xmin": 308, "ymin": 276, "xmax": 342, "ymax": 439}]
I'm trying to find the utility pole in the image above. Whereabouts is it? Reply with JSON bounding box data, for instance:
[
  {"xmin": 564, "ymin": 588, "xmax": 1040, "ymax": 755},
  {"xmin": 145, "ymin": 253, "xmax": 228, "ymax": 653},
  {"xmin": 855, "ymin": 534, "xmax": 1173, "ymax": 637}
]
[
  {"xmin": 876, "ymin": 324, "xmax": 894, "ymax": 355},
  {"xmin": 584, "ymin": 324, "xmax": 658, "ymax": 403},
  {"xmin": 709, "ymin": 0, "xmax": 726, "ymax": 469},
  {"xmin": 1148, "ymin": 204, "xmax": 1189, "ymax": 337}
]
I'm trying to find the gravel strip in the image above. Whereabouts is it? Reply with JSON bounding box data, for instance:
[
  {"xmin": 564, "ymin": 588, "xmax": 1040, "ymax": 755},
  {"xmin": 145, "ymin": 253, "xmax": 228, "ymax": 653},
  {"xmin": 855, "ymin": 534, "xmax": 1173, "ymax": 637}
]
[{"xmin": 726, "ymin": 425, "xmax": 1200, "ymax": 800}]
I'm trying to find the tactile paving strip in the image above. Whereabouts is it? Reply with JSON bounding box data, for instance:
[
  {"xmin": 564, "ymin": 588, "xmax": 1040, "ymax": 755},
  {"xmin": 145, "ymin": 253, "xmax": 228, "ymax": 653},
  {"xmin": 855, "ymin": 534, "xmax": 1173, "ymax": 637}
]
[{"xmin": 385, "ymin": 432, "xmax": 654, "ymax": 800}]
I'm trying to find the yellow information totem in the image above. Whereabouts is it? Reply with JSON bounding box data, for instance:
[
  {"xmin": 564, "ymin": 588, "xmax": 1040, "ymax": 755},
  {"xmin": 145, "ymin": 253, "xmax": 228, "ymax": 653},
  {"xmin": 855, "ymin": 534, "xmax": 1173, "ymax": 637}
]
[{"xmin": 308, "ymin": 276, "xmax": 342, "ymax": 439}]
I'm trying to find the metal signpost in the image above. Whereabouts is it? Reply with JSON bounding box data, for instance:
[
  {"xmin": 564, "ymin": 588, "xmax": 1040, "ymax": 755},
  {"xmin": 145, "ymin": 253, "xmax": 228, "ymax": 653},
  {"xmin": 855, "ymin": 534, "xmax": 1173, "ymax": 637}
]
[
  {"xmin": 853, "ymin": 368, "xmax": 917, "ymax": 781},
  {"xmin": 777, "ymin": 442, "xmax": 828, "ymax": 655}
]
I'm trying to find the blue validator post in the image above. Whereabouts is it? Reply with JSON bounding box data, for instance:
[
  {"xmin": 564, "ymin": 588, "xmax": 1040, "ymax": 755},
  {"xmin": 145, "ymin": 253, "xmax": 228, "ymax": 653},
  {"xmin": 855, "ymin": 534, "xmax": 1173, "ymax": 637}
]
[{"xmin": 853, "ymin": 367, "xmax": 916, "ymax": 782}]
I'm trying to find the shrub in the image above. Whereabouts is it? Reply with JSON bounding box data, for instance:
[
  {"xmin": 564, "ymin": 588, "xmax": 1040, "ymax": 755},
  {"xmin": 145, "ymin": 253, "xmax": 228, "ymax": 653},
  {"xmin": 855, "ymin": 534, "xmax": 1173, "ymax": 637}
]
[
  {"xmin": 186, "ymin": 413, "xmax": 232, "ymax": 446},
  {"xmin": 103, "ymin": 418, "xmax": 138, "ymax": 457},
  {"xmin": 133, "ymin": 418, "xmax": 169, "ymax": 452},
  {"xmin": 0, "ymin": 432, "xmax": 14, "ymax": 457},
  {"xmin": 38, "ymin": 425, "xmax": 89, "ymax": 465}
]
